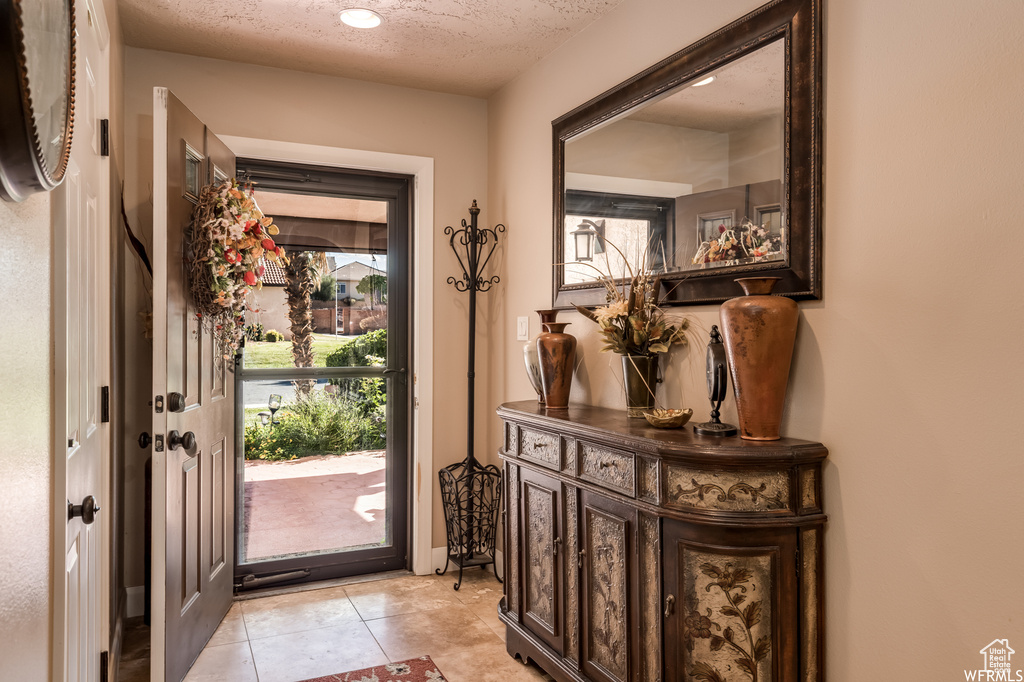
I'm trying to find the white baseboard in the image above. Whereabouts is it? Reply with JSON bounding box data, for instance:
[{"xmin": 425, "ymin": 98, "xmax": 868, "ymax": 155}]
[
  {"xmin": 126, "ymin": 586, "xmax": 145, "ymax": 618},
  {"xmin": 426, "ymin": 546, "xmax": 504, "ymax": 578}
]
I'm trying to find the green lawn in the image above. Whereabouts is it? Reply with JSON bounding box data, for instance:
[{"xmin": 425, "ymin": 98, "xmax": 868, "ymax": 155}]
[{"xmin": 243, "ymin": 333, "xmax": 352, "ymax": 369}]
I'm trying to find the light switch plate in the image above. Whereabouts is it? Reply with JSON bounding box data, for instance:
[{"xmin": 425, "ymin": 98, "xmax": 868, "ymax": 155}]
[{"xmin": 516, "ymin": 316, "xmax": 529, "ymax": 341}]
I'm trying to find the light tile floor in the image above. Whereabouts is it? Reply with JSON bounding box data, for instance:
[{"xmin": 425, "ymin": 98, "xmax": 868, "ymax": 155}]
[{"xmin": 183, "ymin": 569, "xmax": 552, "ymax": 682}]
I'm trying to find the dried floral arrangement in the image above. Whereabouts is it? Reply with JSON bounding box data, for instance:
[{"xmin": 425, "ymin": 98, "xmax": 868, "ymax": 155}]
[
  {"xmin": 186, "ymin": 179, "xmax": 287, "ymax": 359},
  {"xmin": 574, "ymin": 238, "xmax": 689, "ymax": 356},
  {"xmin": 691, "ymin": 219, "xmax": 783, "ymax": 266}
]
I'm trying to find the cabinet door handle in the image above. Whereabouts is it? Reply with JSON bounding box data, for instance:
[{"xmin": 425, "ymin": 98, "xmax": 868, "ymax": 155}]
[
  {"xmin": 553, "ymin": 537, "xmax": 562, "ymax": 557},
  {"xmin": 664, "ymin": 594, "xmax": 675, "ymax": 618},
  {"xmin": 578, "ymin": 548, "xmax": 586, "ymax": 568}
]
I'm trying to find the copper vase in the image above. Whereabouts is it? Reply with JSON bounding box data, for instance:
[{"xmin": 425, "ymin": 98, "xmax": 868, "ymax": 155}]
[
  {"xmin": 523, "ymin": 309, "xmax": 559, "ymax": 403},
  {"xmin": 537, "ymin": 322, "xmax": 576, "ymax": 409},
  {"xmin": 720, "ymin": 277, "xmax": 798, "ymax": 440}
]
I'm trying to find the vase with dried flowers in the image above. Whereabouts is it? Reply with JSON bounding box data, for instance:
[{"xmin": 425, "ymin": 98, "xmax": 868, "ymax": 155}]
[{"xmin": 574, "ymin": 239, "xmax": 690, "ymax": 417}]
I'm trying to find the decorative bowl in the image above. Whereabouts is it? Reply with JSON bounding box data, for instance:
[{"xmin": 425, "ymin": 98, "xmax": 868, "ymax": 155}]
[{"xmin": 643, "ymin": 408, "xmax": 693, "ymax": 429}]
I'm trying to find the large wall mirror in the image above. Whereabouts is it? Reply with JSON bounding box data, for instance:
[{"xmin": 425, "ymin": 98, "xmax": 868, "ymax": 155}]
[{"xmin": 553, "ymin": 0, "xmax": 821, "ymax": 307}]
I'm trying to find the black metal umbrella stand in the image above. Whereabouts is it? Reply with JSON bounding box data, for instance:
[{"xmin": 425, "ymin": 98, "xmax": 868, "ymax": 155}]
[{"xmin": 436, "ymin": 200, "xmax": 504, "ymax": 591}]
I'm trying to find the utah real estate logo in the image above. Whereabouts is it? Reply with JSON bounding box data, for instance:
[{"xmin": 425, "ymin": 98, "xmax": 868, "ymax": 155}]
[{"xmin": 965, "ymin": 639, "xmax": 1023, "ymax": 681}]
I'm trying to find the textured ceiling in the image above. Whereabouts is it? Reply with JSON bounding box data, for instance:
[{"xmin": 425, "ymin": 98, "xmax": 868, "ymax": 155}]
[
  {"xmin": 118, "ymin": 0, "xmax": 622, "ymax": 98},
  {"xmin": 629, "ymin": 38, "xmax": 785, "ymax": 133}
]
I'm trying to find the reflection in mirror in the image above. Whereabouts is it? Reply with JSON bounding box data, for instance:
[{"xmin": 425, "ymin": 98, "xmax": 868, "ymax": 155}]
[{"xmin": 562, "ymin": 38, "xmax": 785, "ymax": 284}]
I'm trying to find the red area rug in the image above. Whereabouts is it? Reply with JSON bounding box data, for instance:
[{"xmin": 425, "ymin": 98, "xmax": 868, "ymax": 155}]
[{"xmin": 296, "ymin": 656, "xmax": 447, "ymax": 682}]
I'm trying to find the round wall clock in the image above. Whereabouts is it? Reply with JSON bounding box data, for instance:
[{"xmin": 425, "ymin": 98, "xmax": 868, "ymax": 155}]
[{"xmin": 0, "ymin": 0, "xmax": 76, "ymax": 202}]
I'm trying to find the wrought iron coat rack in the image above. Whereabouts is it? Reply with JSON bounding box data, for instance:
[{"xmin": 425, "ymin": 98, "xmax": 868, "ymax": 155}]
[{"xmin": 436, "ymin": 200, "xmax": 505, "ymax": 590}]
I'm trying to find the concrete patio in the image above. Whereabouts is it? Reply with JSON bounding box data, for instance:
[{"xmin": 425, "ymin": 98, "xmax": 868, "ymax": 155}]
[{"xmin": 242, "ymin": 452, "xmax": 387, "ymax": 562}]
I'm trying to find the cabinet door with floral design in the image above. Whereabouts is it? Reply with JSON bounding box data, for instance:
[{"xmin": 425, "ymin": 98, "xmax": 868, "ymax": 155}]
[
  {"xmin": 520, "ymin": 467, "xmax": 565, "ymax": 655},
  {"xmin": 580, "ymin": 490, "xmax": 638, "ymax": 682},
  {"xmin": 663, "ymin": 522, "xmax": 799, "ymax": 682}
]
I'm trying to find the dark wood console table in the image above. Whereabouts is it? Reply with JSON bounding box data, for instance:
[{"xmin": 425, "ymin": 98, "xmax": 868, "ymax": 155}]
[{"xmin": 497, "ymin": 401, "xmax": 827, "ymax": 682}]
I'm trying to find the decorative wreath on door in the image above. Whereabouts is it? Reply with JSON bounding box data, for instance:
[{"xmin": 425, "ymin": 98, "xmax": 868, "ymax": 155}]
[{"xmin": 185, "ymin": 179, "xmax": 287, "ymax": 360}]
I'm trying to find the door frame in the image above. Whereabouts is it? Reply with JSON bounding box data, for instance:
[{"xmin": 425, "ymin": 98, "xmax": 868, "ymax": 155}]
[{"xmin": 221, "ymin": 136, "xmax": 435, "ymax": 575}]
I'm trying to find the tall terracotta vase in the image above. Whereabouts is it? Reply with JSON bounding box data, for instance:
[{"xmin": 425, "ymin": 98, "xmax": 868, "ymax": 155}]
[
  {"xmin": 622, "ymin": 354, "xmax": 659, "ymax": 418},
  {"xmin": 537, "ymin": 322, "xmax": 576, "ymax": 409},
  {"xmin": 720, "ymin": 277, "xmax": 798, "ymax": 440},
  {"xmin": 523, "ymin": 309, "xmax": 559, "ymax": 404}
]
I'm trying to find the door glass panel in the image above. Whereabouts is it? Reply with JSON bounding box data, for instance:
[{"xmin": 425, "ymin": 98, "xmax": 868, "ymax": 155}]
[
  {"xmin": 240, "ymin": 378, "xmax": 389, "ymax": 563},
  {"xmin": 233, "ymin": 160, "xmax": 410, "ymax": 587},
  {"xmin": 243, "ymin": 191, "xmax": 389, "ymax": 369}
]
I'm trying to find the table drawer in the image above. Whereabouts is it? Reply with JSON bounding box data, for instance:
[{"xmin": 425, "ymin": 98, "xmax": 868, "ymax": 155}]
[{"xmin": 578, "ymin": 442, "xmax": 635, "ymax": 497}]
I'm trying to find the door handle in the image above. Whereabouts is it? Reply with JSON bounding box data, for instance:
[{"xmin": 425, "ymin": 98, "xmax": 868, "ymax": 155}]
[
  {"xmin": 553, "ymin": 537, "xmax": 562, "ymax": 557},
  {"xmin": 664, "ymin": 594, "xmax": 675, "ymax": 618},
  {"xmin": 168, "ymin": 430, "xmax": 196, "ymax": 451},
  {"xmin": 138, "ymin": 432, "xmax": 151, "ymax": 449},
  {"xmin": 382, "ymin": 368, "xmax": 406, "ymax": 375},
  {"xmin": 68, "ymin": 496, "xmax": 100, "ymax": 525},
  {"xmin": 578, "ymin": 548, "xmax": 586, "ymax": 568}
]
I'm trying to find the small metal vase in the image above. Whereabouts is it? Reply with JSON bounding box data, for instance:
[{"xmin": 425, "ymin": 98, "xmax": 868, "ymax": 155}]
[
  {"xmin": 523, "ymin": 309, "xmax": 559, "ymax": 403},
  {"xmin": 537, "ymin": 322, "xmax": 576, "ymax": 409}
]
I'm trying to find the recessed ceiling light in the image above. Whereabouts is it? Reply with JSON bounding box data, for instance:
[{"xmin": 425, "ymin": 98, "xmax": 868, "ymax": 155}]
[
  {"xmin": 340, "ymin": 8, "xmax": 382, "ymax": 28},
  {"xmin": 691, "ymin": 75, "xmax": 716, "ymax": 87}
]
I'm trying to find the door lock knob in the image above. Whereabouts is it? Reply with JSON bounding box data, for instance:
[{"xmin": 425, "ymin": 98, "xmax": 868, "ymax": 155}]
[
  {"xmin": 168, "ymin": 430, "xmax": 196, "ymax": 451},
  {"xmin": 167, "ymin": 392, "xmax": 186, "ymax": 413},
  {"xmin": 138, "ymin": 432, "xmax": 151, "ymax": 449},
  {"xmin": 68, "ymin": 495, "xmax": 100, "ymax": 525}
]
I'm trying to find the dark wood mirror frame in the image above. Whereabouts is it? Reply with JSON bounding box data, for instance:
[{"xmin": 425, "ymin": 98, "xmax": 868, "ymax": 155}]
[
  {"xmin": 0, "ymin": 0, "xmax": 77, "ymax": 203},
  {"xmin": 552, "ymin": 0, "xmax": 822, "ymax": 308}
]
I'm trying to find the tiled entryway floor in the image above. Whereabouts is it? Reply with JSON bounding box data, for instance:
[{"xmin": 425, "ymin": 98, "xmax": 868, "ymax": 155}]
[{"xmin": 183, "ymin": 570, "xmax": 551, "ymax": 682}]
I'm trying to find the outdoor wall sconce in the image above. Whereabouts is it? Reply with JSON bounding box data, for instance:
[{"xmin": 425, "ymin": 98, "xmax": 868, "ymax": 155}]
[{"xmin": 572, "ymin": 219, "xmax": 602, "ymax": 262}]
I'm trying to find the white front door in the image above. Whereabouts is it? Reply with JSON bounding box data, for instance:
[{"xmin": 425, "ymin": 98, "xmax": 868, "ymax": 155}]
[
  {"xmin": 151, "ymin": 88, "xmax": 236, "ymax": 682},
  {"xmin": 56, "ymin": 0, "xmax": 111, "ymax": 680}
]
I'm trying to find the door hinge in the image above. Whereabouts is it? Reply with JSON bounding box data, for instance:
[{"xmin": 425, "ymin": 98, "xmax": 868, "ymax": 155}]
[
  {"xmin": 154, "ymin": 434, "xmax": 164, "ymax": 452},
  {"xmin": 100, "ymin": 119, "xmax": 109, "ymax": 157},
  {"xmin": 100, "ymin": 386, "xmax": 110, "ymax": 423},
  {"xmin": 155, "ymin": 395, "xmax": 164, "ymax": 413},
  {"xmin": 100, "ymin": 651, "xmax": 108, "ymax": 682}
]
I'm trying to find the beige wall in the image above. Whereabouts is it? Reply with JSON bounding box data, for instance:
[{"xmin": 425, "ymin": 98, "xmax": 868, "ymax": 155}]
[
  {"xmin": 567, "ymin": 119, "xmax": 729, "ymax": 190},
  {"xmin": 0, "ymin": 195, "xmax": 55, "ymax": 680},
  {"xmin": 489, "ymin": 0, "xmax": 1024, "ymax": 678},
  {"xmin": 122, "ymin": 48, "xmax": 490, "ymax": 561},
  {"xmin": 248, "ymin": 286, "xmax": 291, "ymax": 341},
  {"xmin": 727, "ymin": 114, "xmax": 782, "ymax": 187}
]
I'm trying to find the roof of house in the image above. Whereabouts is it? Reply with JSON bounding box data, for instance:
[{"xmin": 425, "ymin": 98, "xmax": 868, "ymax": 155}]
[
  {"xmin": 260, "ymin": 258, "xmax": 287, "ymax": 286},
  {"xmin": 334, "ymin": 261, "xmax": 384, "ymax": 281}
]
